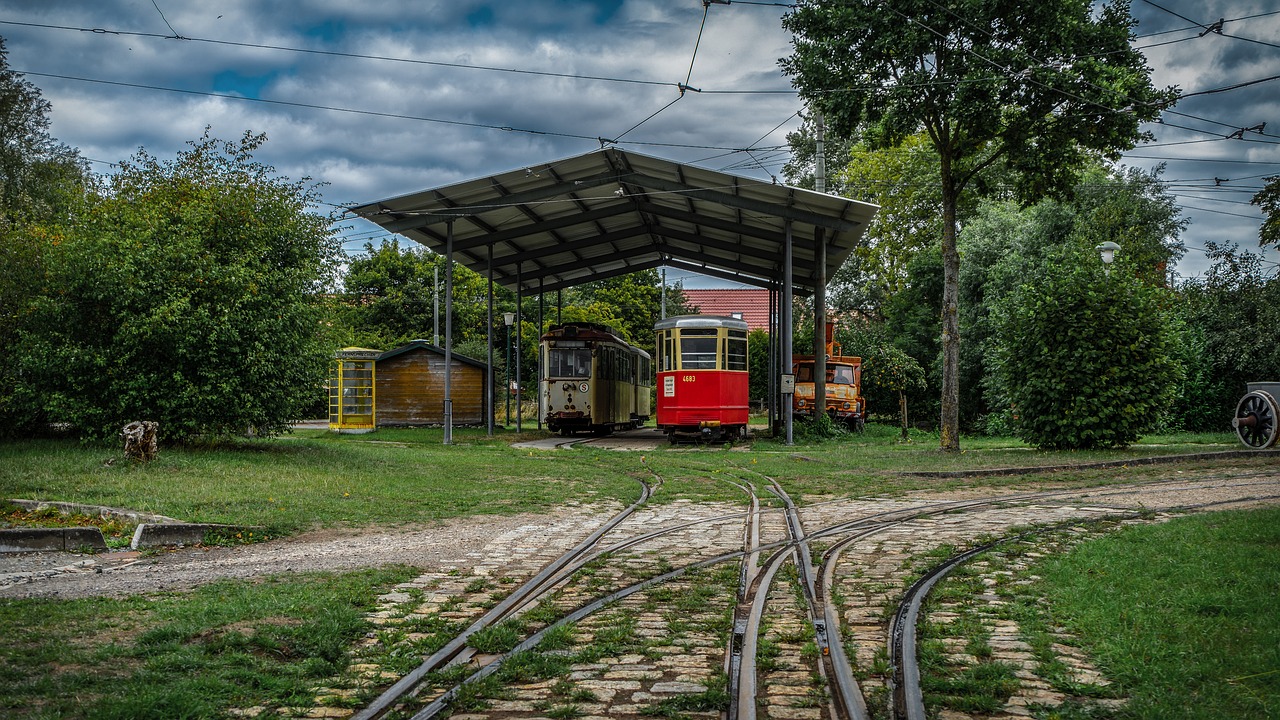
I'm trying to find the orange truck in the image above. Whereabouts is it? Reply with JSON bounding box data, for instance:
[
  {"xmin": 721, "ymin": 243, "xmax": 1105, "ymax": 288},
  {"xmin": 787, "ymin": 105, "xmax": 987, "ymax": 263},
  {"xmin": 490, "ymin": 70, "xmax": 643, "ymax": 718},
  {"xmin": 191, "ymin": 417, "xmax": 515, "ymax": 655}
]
[{"xmin": 792, "ymin": 321, "xmax": 866, "ymax": 431}]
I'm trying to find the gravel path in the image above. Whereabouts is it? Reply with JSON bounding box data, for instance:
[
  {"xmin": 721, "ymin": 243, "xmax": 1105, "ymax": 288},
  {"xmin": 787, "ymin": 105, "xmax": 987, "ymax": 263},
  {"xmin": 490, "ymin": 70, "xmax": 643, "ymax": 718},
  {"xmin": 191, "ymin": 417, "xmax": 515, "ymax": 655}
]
[{"xmin": 0, "ymin": 503, "xmax": 617, "ymax": 600}]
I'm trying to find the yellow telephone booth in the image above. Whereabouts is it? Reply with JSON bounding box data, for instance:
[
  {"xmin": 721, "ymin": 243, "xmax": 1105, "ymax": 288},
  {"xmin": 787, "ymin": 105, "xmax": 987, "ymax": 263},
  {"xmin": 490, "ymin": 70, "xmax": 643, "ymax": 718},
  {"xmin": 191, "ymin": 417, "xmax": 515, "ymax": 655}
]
[{"xmin": 329, "ymin": 348, "xmax": 380, "ymax": 433}]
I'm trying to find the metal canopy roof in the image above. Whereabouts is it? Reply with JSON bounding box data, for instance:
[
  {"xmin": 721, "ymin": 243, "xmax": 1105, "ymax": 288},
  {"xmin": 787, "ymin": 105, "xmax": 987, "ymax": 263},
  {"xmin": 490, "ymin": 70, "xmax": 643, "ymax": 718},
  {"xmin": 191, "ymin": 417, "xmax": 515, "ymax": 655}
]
[{"xmin": 349, "ymin": 148, "xmax": 878, "ymax": 296}]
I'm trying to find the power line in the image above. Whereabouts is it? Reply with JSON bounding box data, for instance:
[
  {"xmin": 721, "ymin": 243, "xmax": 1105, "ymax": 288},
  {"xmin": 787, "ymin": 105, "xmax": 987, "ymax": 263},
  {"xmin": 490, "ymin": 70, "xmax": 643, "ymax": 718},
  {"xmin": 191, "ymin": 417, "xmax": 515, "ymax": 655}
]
[
  {"xmin": 1133, "ymin": 8, "xmax": 1280, "ymax": 39},
  {"xmin": 1123, "ymin": 154, "xmax": 1280, "ymax": 165},
  {"xmin": 16, "ymin": 68, "xmax": 781, "ymax": 154},
  {"xmin": 1138, "ymin": 0, "xmax": 1280, "ymax": 51},
  {"xmin": 0, "ymin": 18, "xmax": 684, "ymax": 91}
]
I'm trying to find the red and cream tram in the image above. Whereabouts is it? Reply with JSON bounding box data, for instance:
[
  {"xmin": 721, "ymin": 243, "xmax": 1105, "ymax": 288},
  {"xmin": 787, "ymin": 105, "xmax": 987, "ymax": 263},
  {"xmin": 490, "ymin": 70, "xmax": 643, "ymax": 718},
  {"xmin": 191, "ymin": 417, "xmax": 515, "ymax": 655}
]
[
  {"xmin": 540, "ymin": 322, "xmax": 651, "ymax": 435},
  {"xmin": 654, "ymin": 315, "xmax": 750, "ymax": 442}
]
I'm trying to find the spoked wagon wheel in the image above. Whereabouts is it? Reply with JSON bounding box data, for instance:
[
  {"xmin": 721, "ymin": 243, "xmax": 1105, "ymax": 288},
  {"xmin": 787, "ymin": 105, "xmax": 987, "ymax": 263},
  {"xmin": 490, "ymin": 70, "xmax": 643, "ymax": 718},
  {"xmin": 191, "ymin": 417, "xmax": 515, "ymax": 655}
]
[{"xmin": 1233, "ymin": 390, "xmax": 1279, "ymax": 449}]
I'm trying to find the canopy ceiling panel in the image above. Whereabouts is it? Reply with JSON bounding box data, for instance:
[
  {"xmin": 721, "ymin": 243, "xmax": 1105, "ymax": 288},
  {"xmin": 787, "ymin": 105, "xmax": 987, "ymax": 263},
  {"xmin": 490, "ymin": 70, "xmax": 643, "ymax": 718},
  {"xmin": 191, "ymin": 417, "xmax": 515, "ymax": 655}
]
[{"xmin": 349, "ymin": 147, "xmax": 878, "ymax": 296}]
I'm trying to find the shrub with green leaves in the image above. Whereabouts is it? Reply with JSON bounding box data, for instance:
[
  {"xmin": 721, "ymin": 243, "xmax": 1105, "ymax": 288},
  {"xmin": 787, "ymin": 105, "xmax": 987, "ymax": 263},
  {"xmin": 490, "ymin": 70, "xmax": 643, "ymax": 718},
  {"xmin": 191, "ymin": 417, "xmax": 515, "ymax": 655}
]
[
  {"xmin": 994, "ymin": 256, "xmax": 1178, "ymax": 449},
  {"xmin": 9, "ymin": 130, "xmax": 342, "ymax": 441}
]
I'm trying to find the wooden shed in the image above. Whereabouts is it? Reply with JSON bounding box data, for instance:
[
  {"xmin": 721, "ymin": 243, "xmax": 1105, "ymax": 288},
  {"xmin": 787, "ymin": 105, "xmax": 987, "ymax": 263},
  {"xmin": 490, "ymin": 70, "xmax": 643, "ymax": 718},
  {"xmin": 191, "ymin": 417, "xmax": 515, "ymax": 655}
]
[{"xmin": 375, "ymin": 340, "xmax": 492, "ymax": 426}]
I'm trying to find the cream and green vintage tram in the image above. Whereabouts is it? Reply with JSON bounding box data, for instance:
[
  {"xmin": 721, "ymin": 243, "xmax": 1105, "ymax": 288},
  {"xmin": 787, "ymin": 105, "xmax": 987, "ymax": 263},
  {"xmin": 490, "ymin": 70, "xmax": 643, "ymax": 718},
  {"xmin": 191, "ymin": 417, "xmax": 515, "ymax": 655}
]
[{"xmin": 540, "ymin": 323, "xmax": 651, "ymax": 435}]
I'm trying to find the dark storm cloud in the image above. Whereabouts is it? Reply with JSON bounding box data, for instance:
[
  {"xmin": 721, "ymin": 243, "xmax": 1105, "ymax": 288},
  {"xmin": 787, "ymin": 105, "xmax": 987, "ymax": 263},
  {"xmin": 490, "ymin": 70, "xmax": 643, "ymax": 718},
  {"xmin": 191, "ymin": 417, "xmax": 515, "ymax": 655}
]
[{"xmin": 0, "ymin": 0, "xmax": 1274, "ymax": 280}]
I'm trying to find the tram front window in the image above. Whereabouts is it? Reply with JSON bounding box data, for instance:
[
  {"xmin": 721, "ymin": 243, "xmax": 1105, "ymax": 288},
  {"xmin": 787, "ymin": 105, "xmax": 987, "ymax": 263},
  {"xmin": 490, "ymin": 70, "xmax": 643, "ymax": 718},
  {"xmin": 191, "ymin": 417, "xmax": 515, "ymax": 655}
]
[
  {"xmin": 680, "ymin": 337, "xmax": 719, "ymax": 369},
  {"xmin": 548, "ymin": 348, "xmax": 592, "ymax": 378}
]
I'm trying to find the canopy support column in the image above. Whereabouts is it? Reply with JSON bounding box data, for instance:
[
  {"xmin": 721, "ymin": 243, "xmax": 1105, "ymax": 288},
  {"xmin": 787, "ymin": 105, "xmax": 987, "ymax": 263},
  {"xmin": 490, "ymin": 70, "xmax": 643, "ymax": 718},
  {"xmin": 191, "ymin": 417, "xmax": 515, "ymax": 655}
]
[
  {"xmin": 516, "ymin": 265, "xmax": 523, "ymax": 434},
  {"xmin": 486, "ymin": 241, "xmax": 494, "ymax": 436},
  {"xmin": 538, "ymin": 279, "xmax": 544, "ymax": 430},
  {"xmin": 814, "ymin": 227, "xmax": 827, "ymax": 428},
  {"xmin": 443, "ymin": 220, "xmax": 454, "ymax": 445},
  {"xmin": 783, "ymin": 220, "xmax": 794, "ymax": 446}
]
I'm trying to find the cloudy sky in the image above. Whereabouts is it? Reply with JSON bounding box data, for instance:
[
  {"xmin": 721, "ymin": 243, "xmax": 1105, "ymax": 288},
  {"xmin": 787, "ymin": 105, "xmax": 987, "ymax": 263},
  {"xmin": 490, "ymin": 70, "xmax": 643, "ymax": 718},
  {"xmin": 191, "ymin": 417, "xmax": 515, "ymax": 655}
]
[{"xmin": 3, "ymin": 0, "xmax": 1278, "ymax": 284}]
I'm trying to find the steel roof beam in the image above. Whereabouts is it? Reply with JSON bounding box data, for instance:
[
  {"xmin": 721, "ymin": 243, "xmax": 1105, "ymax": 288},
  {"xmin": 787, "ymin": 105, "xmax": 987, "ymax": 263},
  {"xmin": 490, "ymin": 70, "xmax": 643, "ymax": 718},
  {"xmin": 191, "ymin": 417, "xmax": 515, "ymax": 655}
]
[
  {"xmin": 534, "ymin": 256, "xmax": 666, "ymax": 295},
  {"xmin": 373, "ymin": 170, "xmax": 626, "ymax": 232},
  {"xmin": 620, "ymin": 173, "xmax": 861, "ymax": 232}
]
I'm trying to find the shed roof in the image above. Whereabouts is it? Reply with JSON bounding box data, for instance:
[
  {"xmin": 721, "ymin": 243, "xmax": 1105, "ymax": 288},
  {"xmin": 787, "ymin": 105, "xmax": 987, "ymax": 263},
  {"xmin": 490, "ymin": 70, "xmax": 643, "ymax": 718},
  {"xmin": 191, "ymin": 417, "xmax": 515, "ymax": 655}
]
[
  {"xmin": 350, "ymin": 148, "xmax": 877, "ymax": 296},
  {"xmin": 377, "ymin": 340, "xmax": 489, "ymax": 370}
]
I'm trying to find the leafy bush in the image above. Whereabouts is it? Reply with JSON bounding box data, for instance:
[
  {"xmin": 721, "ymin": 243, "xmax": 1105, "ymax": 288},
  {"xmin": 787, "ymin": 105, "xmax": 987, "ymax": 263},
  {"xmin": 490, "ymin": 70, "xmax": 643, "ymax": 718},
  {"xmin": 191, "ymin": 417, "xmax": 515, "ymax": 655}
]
[
  {"xmin": 994, "ymin": 257, "xmax": 1179, "ymax": 449},
  {"xmin": 8, "ymin": 131, "xmax": 342, "ymax": 441}
]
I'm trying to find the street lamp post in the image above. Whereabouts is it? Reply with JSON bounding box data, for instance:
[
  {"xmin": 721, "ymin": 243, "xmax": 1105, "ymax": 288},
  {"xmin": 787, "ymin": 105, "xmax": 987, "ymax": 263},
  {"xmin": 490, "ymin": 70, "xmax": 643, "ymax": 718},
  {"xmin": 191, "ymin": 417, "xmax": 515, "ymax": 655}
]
[
  {"xmin": 503, "ymin": 311, "xmax": 515, "ymax": 427},
  {"xmin": 1096, "ymin": 241, "xmax": 1121, "ymax": 276}
]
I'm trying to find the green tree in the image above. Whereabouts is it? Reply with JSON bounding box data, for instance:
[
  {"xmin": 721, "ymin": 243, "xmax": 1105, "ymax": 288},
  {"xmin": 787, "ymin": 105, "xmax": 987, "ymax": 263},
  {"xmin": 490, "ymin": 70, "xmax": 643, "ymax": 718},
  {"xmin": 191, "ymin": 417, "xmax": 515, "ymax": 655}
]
[
  {"xmin": 341, "ymin": 239, "xmax": 498, "ymax": 351},
  {"xmin": 10, "ymin": 130, "xmax": 342, "ymax": 441},
  {"xmin": 747, "ymin": 327, "xmax": 772, "ymax": 408},
  {"xmin": 0, "ymin": 38, "xmax": 89, "ymax": 222},
  {"xmin": 830, "ymin": 135, "xmax": 947, "ymax": 315},
  {"xmin": 878, "ymin": 162, "xmax": 1185, "ymax": 432},
  {"xmin": 565, "ymin": 269, "xmax": 690, "ymax": 354},
  {"xmin": 0, "ymin": 39, "xmax": 93, "ymax": 433},
  {"xmin": 1173, "ymin": 242, "xmax": 1280, "ymax": 431},
  {"xmin": 1252, "ymin": 176, "xmax": 1280, "ymax": 248},
  {"xmin": 994, "ymin": 252, "xmax": 1178, "ymax": 449},
  {"xmin": 860, "ymin": 343, "xmax": 927, "ymax": 439},
  {"xmin": 782, "ymin": 0, "xmax": 1171, "ymax": 451}
]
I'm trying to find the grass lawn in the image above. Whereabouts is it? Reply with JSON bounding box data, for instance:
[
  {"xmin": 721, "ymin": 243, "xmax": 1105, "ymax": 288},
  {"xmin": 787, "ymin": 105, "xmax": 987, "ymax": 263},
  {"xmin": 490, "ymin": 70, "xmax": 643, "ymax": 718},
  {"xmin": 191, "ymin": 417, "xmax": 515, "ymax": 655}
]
[
  {"xmin": 0, "ymin": 424, "xmax": 1253, "ymax": 534},
  {"xmin": 1038, "ymin": 507, "xmax": 1280, "ymax": 719},
  {"xmin": 0, "ymin": 425, "xmax": 1274, "ymax": 718},
  {"xmin": 0, "ymin": 566, "xmax": 418, "ymax": 720}
]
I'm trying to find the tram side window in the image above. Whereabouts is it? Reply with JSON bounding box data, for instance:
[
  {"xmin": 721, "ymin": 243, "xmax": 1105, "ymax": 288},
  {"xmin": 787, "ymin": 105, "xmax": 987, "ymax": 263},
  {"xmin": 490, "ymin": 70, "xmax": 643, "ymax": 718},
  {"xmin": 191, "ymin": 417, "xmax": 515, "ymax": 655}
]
[
  {"xmin": 663, "ymin": 336, "xmax": 674, "ymax": 371},
  {"xmin": 726, "ymin": 333, "xmax": 748, "ymax": 371},
  {"xmin": 548, "ymin": 348, "xmax": 592, "ymax": 378},
  {"xmin": 796, "ymin": 365, "xmax": 814, "ymax": 382},
  {"xmin": 680, "ymin": 329, "xmax": 719, "ymax": 369}
]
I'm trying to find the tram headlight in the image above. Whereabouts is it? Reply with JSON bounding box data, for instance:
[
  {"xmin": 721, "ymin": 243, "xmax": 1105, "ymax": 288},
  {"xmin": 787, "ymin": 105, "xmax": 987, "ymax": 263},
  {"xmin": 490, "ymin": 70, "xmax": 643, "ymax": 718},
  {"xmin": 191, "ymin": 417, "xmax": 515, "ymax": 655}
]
[
  {"xmin": 579, "ymin": 382, "xmax": 589, "ymax": 393},
  {"xmin": 843, "ymin": 402, "xmax": 851, "ymax": 410}
]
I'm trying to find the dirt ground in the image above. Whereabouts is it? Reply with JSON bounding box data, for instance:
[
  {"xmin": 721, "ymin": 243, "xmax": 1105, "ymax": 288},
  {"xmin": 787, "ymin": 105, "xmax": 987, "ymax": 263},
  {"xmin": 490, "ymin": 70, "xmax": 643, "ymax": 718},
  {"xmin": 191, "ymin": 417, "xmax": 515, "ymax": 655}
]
[{"xmin": 0, "ymin": 504, "xmax": 612, "ymax": 600}]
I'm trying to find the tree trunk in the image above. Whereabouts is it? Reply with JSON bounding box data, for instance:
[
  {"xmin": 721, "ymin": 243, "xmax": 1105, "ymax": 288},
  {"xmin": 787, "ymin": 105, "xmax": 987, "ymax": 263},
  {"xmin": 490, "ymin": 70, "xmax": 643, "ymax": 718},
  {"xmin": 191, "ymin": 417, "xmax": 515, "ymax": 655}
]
[
  {"xmin": 900, "ymin": 389, "xmax": 909, "ymax": 441},
  {"xmin": 939, "ymin": 156, "xmax": 961, "ymax": 453}
]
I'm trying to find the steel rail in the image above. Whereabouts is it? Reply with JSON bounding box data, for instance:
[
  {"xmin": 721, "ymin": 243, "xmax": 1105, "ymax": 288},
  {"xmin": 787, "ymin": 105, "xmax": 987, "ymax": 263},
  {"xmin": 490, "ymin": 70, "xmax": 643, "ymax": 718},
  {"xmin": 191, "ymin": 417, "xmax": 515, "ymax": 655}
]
[
  {"xmin": 762, "ymin": 476, "xmax": 855, "ymax": 717},
  {"xmin": 888, "ymin": 539, "xmax": 1004, "ymax": 720},
  {"xmin": 356, "ymin": 464, "xmax": 1280, "ymax": 720},
  {"xmin": 411, "ymin": 547, "xmax": 752, "ymax": 719},
  {"xmin": 886, "ymin": 492, "xmax": 1280, "ymax": 720},
  {"xmin": 350, "ymin": 476, "xmax": 654, "ymax": 720},
  {"xmin": 724, "ymin": 480, "xmax": 761, "ymax": 720},
  {"xmin": 730, "ymin": 545, "xmax": 793, "ymax": 720}
]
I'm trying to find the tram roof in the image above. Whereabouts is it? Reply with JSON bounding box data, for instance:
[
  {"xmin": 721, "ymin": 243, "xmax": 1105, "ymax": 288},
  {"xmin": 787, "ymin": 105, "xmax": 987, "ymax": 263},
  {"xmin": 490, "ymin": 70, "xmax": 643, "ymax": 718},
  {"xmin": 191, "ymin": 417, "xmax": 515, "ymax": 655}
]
[
  {"xmin": 654, "ymin": 314, "xmax": 750, "ymax": 331},
  {"xmin": 349, "ymin": 148, "xmax": 878, "ymax": 296}
]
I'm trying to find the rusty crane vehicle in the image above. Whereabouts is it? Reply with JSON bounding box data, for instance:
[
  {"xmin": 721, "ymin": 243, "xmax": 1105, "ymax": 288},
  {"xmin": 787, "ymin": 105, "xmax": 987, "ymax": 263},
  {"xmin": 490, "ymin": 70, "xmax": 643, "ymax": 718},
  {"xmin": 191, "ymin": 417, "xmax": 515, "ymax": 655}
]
[{"xmin": 792, "ymin": 320, "xmax": 866, "ymax": 431}]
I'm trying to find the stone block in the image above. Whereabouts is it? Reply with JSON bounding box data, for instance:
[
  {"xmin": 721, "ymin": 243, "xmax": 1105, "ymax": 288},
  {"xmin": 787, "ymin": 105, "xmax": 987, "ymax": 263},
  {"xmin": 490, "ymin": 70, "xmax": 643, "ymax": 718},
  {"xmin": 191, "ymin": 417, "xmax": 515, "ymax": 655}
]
[{"xmin": 0, "ymin": 527, "xmax": 108, "ymax": 553}]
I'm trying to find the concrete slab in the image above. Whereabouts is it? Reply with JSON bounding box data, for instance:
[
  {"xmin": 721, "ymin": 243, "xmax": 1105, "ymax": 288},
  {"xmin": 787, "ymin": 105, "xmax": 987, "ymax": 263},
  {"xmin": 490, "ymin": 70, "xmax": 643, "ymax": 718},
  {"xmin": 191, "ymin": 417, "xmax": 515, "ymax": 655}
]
[
  {"xmin": 131, "ymin": 523, "xmax": 251, "ymax": 549},
  {"xmin": 0, "ymin": 527, "xmax": 108, "ymax": 553}
]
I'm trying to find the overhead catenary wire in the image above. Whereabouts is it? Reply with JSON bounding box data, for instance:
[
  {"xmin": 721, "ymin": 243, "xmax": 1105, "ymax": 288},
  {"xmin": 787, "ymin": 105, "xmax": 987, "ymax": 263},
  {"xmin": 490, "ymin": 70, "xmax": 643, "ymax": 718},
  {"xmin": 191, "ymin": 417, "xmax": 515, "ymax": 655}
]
[
  {"xmin": 15, "ymin": 69, "xmax": 789, "ymax": 154},
  {"xmin": 0, "ymin": 19, "xmax": 680, "ymax": 91},
  {"xmin": 1138, "ymin": 0, "xmax": 1280, "ymax": 51}
]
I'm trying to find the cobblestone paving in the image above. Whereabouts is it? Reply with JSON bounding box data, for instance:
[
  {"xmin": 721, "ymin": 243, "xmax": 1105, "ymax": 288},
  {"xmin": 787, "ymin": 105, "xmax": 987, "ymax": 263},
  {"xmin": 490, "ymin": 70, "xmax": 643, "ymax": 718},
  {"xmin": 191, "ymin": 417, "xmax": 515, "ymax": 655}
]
[{"xmin": 264, "ymin": 473, "xmax": 1279, "ymax": 720}]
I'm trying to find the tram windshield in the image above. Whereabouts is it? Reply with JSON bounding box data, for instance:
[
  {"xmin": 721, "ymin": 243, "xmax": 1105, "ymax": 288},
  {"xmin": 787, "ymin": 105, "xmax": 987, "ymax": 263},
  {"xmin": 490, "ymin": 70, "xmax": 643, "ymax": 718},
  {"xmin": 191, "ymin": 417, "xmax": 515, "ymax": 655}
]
[
  {"xmin": 680, "ymin": 337, "xmax": 718, "ymax": 369},
  {"xmin": 547, "ymin": 347, "xmax": 592, "ymax": 378}
]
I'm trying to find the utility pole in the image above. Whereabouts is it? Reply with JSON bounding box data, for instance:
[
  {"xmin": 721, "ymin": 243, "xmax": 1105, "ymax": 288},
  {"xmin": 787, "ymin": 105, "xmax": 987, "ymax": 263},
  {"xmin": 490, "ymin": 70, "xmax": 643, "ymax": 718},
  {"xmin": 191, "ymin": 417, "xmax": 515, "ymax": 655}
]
[
  {"xmin": 814, "ymin": 112, "xmax": 827, "ymax": 422},
  {"xmin": 661, "ymin": 267, "xmax": 667, "ymax": 319}
]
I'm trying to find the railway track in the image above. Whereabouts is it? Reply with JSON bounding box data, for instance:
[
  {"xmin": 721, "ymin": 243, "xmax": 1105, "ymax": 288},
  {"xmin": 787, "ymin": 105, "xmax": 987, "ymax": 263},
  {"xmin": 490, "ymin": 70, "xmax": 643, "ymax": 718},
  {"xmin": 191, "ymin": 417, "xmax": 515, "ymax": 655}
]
[{"xmin": 340, "ymin": 462, "xmax": 1279, "ymax": 720}]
